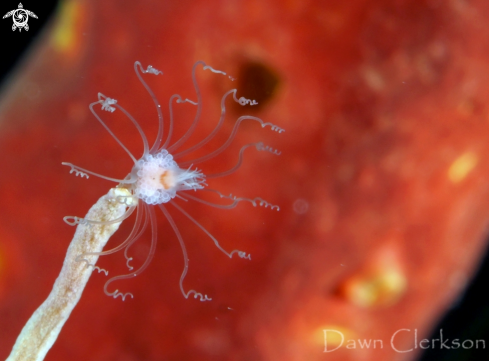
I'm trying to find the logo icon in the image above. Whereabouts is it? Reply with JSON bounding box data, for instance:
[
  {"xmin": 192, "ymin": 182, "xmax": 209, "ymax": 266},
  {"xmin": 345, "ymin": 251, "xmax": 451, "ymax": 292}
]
[{"xmin": 3, "ymin": 3, "xmax": 37, "ymax": 32}]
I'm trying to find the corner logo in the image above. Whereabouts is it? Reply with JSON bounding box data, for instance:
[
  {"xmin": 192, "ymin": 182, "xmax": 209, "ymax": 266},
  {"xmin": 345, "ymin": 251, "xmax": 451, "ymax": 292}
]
[{"xmin": 3, "ymin": 3, "xmax": 37, "ymax": 32}]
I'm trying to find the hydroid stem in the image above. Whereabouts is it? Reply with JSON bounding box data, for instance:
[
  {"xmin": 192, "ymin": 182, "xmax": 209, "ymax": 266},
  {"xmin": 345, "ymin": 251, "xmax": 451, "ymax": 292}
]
[{"xmin": 7, "ymin": 188, "xmax": 130, "ymax": 361}]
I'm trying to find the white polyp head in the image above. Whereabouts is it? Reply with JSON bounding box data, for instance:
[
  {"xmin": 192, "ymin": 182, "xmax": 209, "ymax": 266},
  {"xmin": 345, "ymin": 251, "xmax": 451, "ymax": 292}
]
[{"xmin": 132, "ymin": 149, "xmax": 205, "ymax": 205}]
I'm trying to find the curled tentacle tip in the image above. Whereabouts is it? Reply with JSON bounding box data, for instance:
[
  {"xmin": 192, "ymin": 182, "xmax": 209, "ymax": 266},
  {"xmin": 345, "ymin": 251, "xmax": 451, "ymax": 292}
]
[
  {"xmin": 238, "ymin": 251, "xmax": 252, "ymax": 260},
  {"xmin": 113, "ymin": 290, "xmax": 134, "ymax": 301},
  {"xmin": 237, "ymin": 96, "xmax": 257, "ymax": 106},
  {"xmin": 62, "ymin": 163, "xmax": 89, "ymax": 179},
  {"xmin": 101, "ymin": 97, "xmax": 117, "ymax": 112},
  {"xmin": 145, "ymin": 65, "xmax": 162, "ymax": 75},
  {"xmin": 63, "ymin": 216, "xmax": 87, "ymax": 226},
  {"xmin": 63, "ymin": 216, "xmax": 76, "ymax": 226},
  {"xmin": 256, "ymin": 142, "xmax": 281, "ymax": 156},
  {"xmin": 257, "ymin": 121, "xmax": 285, "ymax": 134},
  {"xmin": 91, "ymin": 266, "xmax": 109, "ymax": 276},
  {"xmin": 176, "ymin": 98, "xmax": 198, "ymax": 105},
  {"xmin": 195, "ymin": 293, "xmax": 212, "ymax": 302},
  {"xmin": 187, "ymin": 290, "xmax": 212, "ymax": 302},
  {"xmin": 125, "ymin": 257, "xmax": 134, "ymax": 271},
  {"xmin": 203, "ymin": 64, "xmax": 226, "ymax": 77}
]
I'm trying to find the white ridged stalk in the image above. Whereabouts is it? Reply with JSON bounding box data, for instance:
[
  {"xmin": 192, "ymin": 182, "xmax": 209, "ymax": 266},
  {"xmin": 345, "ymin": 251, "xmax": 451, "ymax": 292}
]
[{"xmin": 7, "ymin": 188, "xmax": 130, "ymax": 361}]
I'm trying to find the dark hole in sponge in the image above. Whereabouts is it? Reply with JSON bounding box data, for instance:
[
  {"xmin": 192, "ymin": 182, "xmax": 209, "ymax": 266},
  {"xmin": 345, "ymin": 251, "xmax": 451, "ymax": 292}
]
[{"xmin": 235, "ymin": 61, "xmax": 280, "ymax": 112}]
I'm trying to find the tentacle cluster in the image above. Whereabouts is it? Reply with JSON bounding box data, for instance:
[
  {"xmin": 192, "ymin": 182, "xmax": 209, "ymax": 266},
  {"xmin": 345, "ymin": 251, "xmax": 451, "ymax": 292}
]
[{"xmin": 62, "ymin": 60, "xmax": 284, "ymax": 301}]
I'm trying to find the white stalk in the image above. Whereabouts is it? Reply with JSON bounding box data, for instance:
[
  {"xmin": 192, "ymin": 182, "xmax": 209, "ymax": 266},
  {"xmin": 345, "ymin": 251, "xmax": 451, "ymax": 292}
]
[{"xmin": 7, "ymin": 187, "xmax": 131, "ymax": 361}]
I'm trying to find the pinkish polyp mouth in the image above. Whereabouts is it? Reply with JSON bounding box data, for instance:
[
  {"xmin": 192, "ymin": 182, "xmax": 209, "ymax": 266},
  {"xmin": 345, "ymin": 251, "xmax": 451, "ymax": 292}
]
[{"xmin": 159, "ymin": 170, "xmax": 175, "ymax": 190}]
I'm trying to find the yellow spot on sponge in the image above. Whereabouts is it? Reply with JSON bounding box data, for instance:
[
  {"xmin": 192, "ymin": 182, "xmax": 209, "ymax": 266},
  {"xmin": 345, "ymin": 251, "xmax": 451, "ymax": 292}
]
[
  {"xmin": 51, "ymin": 1, "xmax": 85, "ymax": 57},
  {"xmin": 448, "ymin": 152, "xmax": 478, "ymax": 183},
  {"xmin": 346, "ymin": 270, "xmax": 406, "ymax": 307},
  {"xmin": 339, "ymin": 249, "xmax": 407, "ymax": 308}
]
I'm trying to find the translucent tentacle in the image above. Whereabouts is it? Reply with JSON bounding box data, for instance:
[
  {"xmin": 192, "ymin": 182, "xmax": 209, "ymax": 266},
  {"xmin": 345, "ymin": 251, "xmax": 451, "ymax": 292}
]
[
  {"xmin": 220, "ymin": 193, "xmax": 280, "ymax": 211},
  {"xmin": 206, "ymin": 141, "xmax": 281, "ymax": 179},
  {"xmin": 162, "ymin": 94, "xmax": 197, "ymax": 151},
  {"xmin": 63, "ymin": 204, "xmax": 137, "ymax": 227},
  {"xmin": 190, "ymin": 188, "xmax": 280, "ymax": 211},
  {"xmin": 169, "ymin": 200, "xmax": 252, "ymax": 260},
  {"xmin": 231, "ymin": 90, "xmax": 258, "ymax": 106},
  {"xmin": 178, "ymin": 193, "xmax": 239, "ymax": 209},
  {"xmin": 90, "ymin": 94, "xmax": 137, "ymax": 164},
  {"xmin": 113, "ymin": 103, "xmax": 150, "ymax": 157},
  {"xmin": 103, "ymin": 203, "xmax": 157, "ymax": 300},
  {"xmin": 167, "ymin": 61, "xmax": 205, "ymax": 153},
  {"xmin": 175, "ymin": 193, "xmax": 189, "ymax": 201},
  {"xmin": 134, "ymin": 61, "xmax": 164, "ymax": 154},
  {"xmin": 202, "ymin": 64, "xmax": 227, "ymax": 76},
  {"xmin": 179, "ymin": 115, "xmax": 285, "ymax": 167},
  {"xmin": 97, "ymin": 92, "xmax": 151, "ymax": 158},
  {"xmin": 157, "ymin": 204, "xmax": 212, "ymax": 301},
  {"xmin": 124, "ymin": 204, "xmax": 150, "ymax": 271},
  {"xmin": 185, "ymin": 290, "xmax": 212, "ymax": 302},
  {"xmin": 91, "ymin": 265, "xmax": 108, "ymax": 276},
  {"xmin": 96, "ymin": 90, "xmax": 151, "ymax": 157},
  {"xmin": 74, "ymin": 202, "xmax": 146, "ymax": 269},
  {"xmin": 74, "ymin": 255, "xmax": 109, "ymax": 275},
  {"xmin": 201, "ymin": 64, "xmax": 238, "ymax": 82},
  {"xmin": 173, "ymin": 89, "xmax": 235, "ymax": 159},
  {"xmin": 61, "ymin": 163, "xmax": 89, "ymax": 179},
  {"xmin": 100, "ymin": 96, "xmax": 116, "ymax": 112},
  {"xmin": 62, "ymin": 162, "xmax": 137, "ymax": 184}
]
